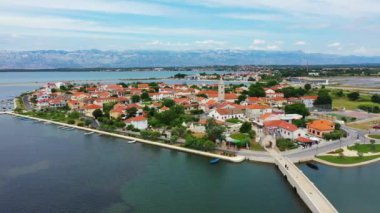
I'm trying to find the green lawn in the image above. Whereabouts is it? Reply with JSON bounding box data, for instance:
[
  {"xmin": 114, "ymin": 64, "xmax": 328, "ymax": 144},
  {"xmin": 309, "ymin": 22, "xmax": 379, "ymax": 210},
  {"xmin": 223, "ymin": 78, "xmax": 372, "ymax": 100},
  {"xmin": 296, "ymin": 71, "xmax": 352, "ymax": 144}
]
[
  {"xmin": 348, "ymin": 144, "xmax": 380, "ymax": 153},
  {"xmin": 230, "ymin": 133, "xmax": 249, "ymax": 141},
  {"xmin": 368, "ymin": 134, "xmax": 380, "ymax": 139},
  {"xmin": 347, "ymin": 119, "xmax": 380, "ymax": 130},
  {"xmin": 250, "ymin": 142, "xmax": 265, "ymax": 151},
  {"xmin": 226, "ymin": 118, "xmax": 242, "ymax": 124},
  {"xmin": 317, "ymin": 155, "xmax": 380, "ymax": 164},
  {"xmin": 332, "ymin": 97, "xmax": 379, "ymax": 110}
]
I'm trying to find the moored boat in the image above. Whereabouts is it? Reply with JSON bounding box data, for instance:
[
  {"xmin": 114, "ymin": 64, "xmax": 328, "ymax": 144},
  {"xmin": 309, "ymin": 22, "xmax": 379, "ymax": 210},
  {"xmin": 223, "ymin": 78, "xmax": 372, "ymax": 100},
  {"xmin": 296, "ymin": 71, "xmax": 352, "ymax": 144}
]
[{"xmin": 210, "ymin": 158, "xmax": 220, "ymax": 164}]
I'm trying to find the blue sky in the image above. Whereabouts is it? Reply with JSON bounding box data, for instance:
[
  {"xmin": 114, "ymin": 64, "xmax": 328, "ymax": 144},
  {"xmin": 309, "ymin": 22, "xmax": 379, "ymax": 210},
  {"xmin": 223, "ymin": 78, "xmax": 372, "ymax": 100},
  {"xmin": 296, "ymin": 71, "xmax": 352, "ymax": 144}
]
[{"xmin": 0, "ymin": 0, "xmax": 379, "ymax": 55}]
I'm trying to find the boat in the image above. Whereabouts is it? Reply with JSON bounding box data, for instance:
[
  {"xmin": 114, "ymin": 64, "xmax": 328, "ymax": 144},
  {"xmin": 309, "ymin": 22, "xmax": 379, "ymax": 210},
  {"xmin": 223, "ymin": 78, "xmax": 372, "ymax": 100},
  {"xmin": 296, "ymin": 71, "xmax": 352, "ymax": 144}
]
[
  {"xmin": 306, "ymin": 162, "xmax": 319, "ymax": 170},
  {"xmin": 210, "ymin": 158, "xmax": 220, "ymax": 164},
  {"xmin": 84, "ymin": 132, "xmax": 94, "ymax": 135},
  {"xmin": 128, "ymin": 140, "xmax": 136, "ymax": 144}
]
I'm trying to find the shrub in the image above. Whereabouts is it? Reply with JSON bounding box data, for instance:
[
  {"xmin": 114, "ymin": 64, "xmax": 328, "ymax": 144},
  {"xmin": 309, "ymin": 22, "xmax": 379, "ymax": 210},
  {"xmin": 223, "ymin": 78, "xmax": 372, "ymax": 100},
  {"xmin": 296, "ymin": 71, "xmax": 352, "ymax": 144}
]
[
  {"xmin": 323, "ymin": 130, "xmax": 347, "ymax": 140},
  {"xmin": 276, "ymin": 138, "xmax": 298, "ymax": 151},
  {"xmin": 67, "ymin": 119, "xmax": 75, "ymax": 125},
  {"xmin": 347, "ymin": 92, "xmax": 360, "ymax": 101}
]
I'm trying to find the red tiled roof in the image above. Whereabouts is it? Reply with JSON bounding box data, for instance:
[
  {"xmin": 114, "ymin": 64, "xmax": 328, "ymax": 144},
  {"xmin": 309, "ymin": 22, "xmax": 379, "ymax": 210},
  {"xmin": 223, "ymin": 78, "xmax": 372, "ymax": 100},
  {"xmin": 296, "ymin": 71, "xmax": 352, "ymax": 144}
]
[
  {"xmin": 84, "ymin": 104, "xmax": 102, "ymax": 110},
  {"xmin": 264, "ymin": 120, "xmax": 298, "ymax": 132},
  {"xmin": 125, "ymin": 116, "xmax": 147, "ymax": 123},
  {"xmin": 297, "ymin": 137, "xmax": 312, "ymax": 143}
]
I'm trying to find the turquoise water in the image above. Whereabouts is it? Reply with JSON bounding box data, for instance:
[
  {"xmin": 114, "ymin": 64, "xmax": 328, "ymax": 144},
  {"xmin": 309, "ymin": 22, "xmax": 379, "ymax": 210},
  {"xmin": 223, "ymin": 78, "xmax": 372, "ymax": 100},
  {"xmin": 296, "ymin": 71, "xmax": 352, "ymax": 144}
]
[
  {"xmin": 0, "ymin": 71, "xmax": 228, "ymax": 84},
  {"xmin": 300, "ymin": 163, "xmax": 380, "ymax": 213},
  {"xmin": 0, "ymin": 116, "xmax": 308, "ymax": 212}
]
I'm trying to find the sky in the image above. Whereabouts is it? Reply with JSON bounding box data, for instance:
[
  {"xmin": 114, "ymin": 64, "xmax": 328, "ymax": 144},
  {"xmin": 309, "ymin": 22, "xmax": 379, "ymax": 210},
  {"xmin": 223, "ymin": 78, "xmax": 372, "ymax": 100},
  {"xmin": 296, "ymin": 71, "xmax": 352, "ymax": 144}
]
[{"xmin": 0, "ymin": 0, "xmax": 379, "ymax": 55}]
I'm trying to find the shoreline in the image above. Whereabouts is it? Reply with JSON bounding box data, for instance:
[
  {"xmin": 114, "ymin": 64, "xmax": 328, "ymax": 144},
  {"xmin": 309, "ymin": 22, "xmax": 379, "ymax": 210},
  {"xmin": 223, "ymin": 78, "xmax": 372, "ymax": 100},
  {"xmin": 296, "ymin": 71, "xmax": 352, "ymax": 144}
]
[
  {"xmin": 0, "ymin": 112, "xmax": 245, "ymax": 163},
  {"xmin": 313, "ymin": 156, "xmax": 380, "ymax": 168}
]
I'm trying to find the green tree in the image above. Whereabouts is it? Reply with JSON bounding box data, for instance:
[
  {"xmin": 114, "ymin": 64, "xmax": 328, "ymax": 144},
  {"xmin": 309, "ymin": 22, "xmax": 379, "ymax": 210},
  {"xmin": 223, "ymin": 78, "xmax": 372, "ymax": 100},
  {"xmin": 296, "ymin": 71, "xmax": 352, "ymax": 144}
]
[
  {"xmin": 184, "ymin": 135, "xmax": 215, "ymax": 151},
  {"xmin": 206, "ymin": 119, "xmax": 225, "ymax": 142},
  {"xmin": 314, "ymin": 89, "xmax": 332, "ymax": 106},
  {"xmin": 126, "ymin": 107, "xmax": 138, "ymax": 118},
  {"xmin": 370, "ymin": 139, "xmax": 376, "ymax": 151},
  {"xmin": 236, "ymin": 94, "xmax": 247, "ymax": 104},
  {"xmin": 141, "ymin": 92, "xmax": 151, "ymax": 101},
  {"xmin": 247, "ymin": 83, "xmax": 265, "ymax": 97},
  {"xmin": 92, "ymin": 109, "xmax": 103, "ymax": 119},
  {"xmin": 103, "ymin": 102, "xmax": 116, "ymax": 114},
  {"xmin": 131, "ymin": 95, "xmax": 141, "ymax": 103},
  {"xmin": 347, "ymin": 92, "xmax": 360, "ymax": 101},
  {"xmin": 335, "ymin": 90, "xmax": 344, "ymax": 97},
  {"xmin": 162, "ymin": 99, "xmax": 175, "ymax": 107},
  {"xmin": 239, "ymin": 122, "xmax": 252, "ymax": 133},
  {"xmin": 304, "ymin": 83, "xmax": 311, "ymax": 91},
  {"xmin": 371, "ymin": 94, "xmax": 380, "ymax": 103},
  {"xmin": 284, "ymin": 103, "xmax": 310, "ymax": 117},
  {"xmin": 148, "ymin": 82, "xmax": 159, "ymax": 92}
]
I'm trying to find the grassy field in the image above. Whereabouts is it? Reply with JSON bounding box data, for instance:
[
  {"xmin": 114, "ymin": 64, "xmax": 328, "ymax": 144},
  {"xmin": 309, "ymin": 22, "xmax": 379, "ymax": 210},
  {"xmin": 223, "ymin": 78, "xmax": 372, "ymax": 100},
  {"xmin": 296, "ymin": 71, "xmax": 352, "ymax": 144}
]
[
  {"xmin": 250, "ymin": 142, "xmax": 265, "ymax": 151},
  {"xmin": 230, "ymin": 133, "xmax": 249, "ymax": 141},
  {"xmin": 332, "ymin": 97, "xmax": 379, "ymax": 110},
  {"xmin": 368, "ymin": 134, "xmax": 380, "ymax": 139},
  {"xmin": 331, "ymin": 90, "xmax": 380, "ymax": 110},
  {"xmin": 347, "ymin": 119, "xmax": 380, "ymax": 130},
  {"xmin": 317, "ymin": 155, "xmax": 380, "ymax": 164},
  {"xmin": 348, "ymin": 144, "xmax": 380, "ymax": 153}
]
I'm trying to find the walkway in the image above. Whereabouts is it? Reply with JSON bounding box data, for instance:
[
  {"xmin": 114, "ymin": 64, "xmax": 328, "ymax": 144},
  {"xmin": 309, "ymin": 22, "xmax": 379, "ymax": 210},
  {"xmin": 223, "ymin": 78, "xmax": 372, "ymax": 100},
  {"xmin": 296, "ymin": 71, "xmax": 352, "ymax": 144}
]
[
  {"xmin": 268, "ymin": 149, "xmax": 338, "ymax": 213},
  {"xmin": 0, "ymin": 112, "xmax": 245, "ymax": 163}
]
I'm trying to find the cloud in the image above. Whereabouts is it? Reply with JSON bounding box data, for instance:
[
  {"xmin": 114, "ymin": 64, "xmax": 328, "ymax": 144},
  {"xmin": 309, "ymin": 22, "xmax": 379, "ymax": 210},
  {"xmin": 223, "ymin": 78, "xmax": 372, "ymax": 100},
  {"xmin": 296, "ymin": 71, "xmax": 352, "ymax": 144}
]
[
  {"xmin": 295, "ymin": 41, "xmax": 306, "ymax": 45},
  {"xmin": 252, "ymin": 39, "xmax": 266, "ymax": 45},
  {"xmin": 266, "ymin": 45, "xmax": 279, "ymax": 50},
  {"xmin": 192, "ymin": 0, "xmax": 380, "ymax": 19},
  {"xmin": 0, "ymin": 0, "xmax": 182, "ymax": 17},
  {"xmin": 194, "ymin": 40, "xmax": 226, "ymax": 45},
  {"xmin": 221, "ymin": 13, "xmax": 282, "ymax": 21},
  {"xmin": 0, "ymin": 14, "xmax": 262, "ymax": 38},
  {"xmin": 328, "ymin": 42, "xmax": 341, "ymax": 47},
  {"xmin": 250, "ymin": 39, "xmax": 281, "ymax": 50}
]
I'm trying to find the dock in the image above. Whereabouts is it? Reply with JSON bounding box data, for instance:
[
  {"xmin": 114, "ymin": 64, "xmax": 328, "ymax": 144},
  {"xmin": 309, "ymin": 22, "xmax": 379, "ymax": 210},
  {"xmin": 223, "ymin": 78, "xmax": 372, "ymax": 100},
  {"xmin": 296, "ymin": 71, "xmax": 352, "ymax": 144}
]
[{"xmin": 268, "ymin": 149, "xmax": 338, "ymax": 213}]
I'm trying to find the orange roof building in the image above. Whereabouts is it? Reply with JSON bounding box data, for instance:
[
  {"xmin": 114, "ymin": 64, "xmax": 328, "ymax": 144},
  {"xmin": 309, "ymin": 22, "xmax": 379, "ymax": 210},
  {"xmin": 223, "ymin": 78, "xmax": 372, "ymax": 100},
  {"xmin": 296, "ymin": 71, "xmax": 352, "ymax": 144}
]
[{"xmin": 307, "ymin": 119, "xmax": 335, "ymax": 138}]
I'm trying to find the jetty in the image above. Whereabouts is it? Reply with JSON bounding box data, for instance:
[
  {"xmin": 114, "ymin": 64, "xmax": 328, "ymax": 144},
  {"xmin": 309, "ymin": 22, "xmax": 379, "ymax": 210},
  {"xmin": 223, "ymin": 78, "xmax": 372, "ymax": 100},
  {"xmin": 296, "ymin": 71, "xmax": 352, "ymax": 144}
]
[
  {"xmin": 268, "ymin": 149, "xmax": 338, "ymax": 213},
  {"xmin": 0, "ymin": 112, "xmax": 245, "ymax": 163}
]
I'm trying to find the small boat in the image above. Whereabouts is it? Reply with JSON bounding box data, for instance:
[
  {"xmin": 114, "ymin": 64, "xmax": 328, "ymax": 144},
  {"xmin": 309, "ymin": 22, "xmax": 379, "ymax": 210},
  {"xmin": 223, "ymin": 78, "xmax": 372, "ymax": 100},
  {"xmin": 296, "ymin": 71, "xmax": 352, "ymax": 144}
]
[
  {"xmin": 84, "ymin": 132, "xmax": 94, "ymax": 135},
  {"xmin": 306, "ymin": 162, "xmax": 319, "ymax": 170},
  {"xmin": 128, "ymin": 140, "xmax": 136, "ymax": 144},
  {"xmin": 210, "ymin": 158, "xmax": 220, "ymax": 164}
]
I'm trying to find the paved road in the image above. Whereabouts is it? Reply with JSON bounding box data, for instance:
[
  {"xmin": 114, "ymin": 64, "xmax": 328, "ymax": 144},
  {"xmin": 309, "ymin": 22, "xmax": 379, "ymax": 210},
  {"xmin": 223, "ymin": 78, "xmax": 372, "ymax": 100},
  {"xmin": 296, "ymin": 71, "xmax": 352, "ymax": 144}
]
[
  {"xmin": 269, "ymin": 149, "xmax": 338, "ymax": 213},
  {"xmin": 235, "ymin": 125, "xmax": 368, "ymax": 162},
  {"xmin": 22, "ymin": 95, "xmax": 33, "ymax": 110}
]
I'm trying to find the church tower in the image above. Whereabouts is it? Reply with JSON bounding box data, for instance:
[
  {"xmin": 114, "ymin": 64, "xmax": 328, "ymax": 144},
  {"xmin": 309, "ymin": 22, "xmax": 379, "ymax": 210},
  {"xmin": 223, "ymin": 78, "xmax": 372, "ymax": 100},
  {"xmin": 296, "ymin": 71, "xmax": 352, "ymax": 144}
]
[{"xmin": 218, "ymin": 76, "xmax": 225, "ymax": 102}]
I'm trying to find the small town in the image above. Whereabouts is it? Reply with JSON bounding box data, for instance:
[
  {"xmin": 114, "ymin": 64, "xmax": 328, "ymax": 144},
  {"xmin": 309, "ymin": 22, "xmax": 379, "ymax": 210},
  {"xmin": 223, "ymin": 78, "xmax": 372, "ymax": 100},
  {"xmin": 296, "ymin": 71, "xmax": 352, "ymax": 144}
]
[{"xmin": 10, "ymin": 71, "xmax": 380, "ymax": 168}]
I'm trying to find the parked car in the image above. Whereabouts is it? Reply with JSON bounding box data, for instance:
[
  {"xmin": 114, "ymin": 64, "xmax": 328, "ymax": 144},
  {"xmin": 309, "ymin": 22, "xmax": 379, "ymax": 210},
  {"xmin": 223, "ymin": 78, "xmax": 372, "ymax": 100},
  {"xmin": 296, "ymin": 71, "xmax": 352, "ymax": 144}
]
[{"xmin": 372, "ymin": 125, "xmax": 380, "ymax": 129}]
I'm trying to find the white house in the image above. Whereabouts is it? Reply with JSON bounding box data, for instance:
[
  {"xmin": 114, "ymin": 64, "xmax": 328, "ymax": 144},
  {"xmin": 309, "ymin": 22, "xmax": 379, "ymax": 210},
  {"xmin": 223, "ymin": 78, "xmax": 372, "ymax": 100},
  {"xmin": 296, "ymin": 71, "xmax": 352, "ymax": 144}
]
[
  {"xmin": 125, "ymin": 116, "xmax": 148, "ymax": 130},
  {"xmin": 301, "ymin": 96, "xmax": 318, "ymax": 108},
  {"xmin": 245, "ymin": 104, "xmax": 272, "ymax": 119},
  {"xmin": 208, "ymin": 108, "xmax": 245, "ymax": 121},
  {"xmin": 264, "ymin": 120, "xmax": 306, "ymax": 140}
]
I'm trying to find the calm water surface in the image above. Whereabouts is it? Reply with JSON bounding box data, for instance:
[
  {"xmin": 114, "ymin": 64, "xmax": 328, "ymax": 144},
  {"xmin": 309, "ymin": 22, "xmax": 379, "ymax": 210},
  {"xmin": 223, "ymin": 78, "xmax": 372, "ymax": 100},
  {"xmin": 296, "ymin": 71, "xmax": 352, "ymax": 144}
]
[
  {"xmin": 0, "ymin": 71, "xmax": 229, "ymax": 84},
  {"xmin": 0, "ymin": 116, "xmax": 307, "ymax": 212}
]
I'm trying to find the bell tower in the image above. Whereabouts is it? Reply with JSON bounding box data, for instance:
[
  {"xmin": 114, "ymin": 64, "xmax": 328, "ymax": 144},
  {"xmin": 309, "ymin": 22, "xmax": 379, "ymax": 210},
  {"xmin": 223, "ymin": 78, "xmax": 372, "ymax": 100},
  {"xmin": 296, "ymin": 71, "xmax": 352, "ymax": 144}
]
[{"xmin": 218, "ymin": 77, "xmax": 225, "ymax": 102}]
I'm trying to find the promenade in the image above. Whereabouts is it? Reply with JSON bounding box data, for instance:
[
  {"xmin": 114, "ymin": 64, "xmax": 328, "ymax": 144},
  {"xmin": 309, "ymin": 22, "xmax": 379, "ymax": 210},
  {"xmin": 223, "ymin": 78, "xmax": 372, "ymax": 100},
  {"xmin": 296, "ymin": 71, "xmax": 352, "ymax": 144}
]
[
  {"xmin": 0, "ymin": 112, "xmax": 244, "ymax": 163},
  {"xmin": 268, "ymin": 149, "xmax": 338, "ymax": 213},
  {"xmin": 0, "ymin": 111, "xmax": 340, "ymax": 212}
]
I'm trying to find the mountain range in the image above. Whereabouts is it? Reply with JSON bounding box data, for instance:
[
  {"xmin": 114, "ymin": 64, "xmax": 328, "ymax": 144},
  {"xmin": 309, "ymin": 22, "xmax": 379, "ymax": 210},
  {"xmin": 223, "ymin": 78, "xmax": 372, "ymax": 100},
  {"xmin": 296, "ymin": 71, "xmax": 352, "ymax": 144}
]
[{"xmin": 1, "ymin": 50, "xmax": 380, "ymax": 69}]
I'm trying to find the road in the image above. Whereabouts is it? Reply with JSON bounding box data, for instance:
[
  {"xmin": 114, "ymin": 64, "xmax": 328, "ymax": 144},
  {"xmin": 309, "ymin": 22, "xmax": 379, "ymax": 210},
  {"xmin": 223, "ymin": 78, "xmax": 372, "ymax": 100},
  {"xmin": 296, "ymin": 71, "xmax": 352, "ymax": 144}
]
[
  {"xmin": 235, "ymin": 125, "xmax": 368, "ymax": 162},
  {"xmin": 22, "ymin": 95, "xmax": 33, "ymax": 110}
]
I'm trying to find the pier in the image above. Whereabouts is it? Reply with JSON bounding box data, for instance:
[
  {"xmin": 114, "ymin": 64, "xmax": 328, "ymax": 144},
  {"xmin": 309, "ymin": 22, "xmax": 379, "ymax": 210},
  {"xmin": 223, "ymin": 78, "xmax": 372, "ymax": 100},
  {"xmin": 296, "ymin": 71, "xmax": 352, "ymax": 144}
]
[{"xmin": 268, "ymin": 149, "xmax": 338, "ymax": 213}]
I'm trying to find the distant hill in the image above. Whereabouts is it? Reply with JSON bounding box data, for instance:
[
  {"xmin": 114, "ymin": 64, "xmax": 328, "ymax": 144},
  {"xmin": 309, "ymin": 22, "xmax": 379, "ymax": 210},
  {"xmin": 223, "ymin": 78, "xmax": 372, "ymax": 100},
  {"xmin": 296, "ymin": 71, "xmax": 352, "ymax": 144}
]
[{"xmin": 1, "ymin": 49, "xmax": 380, "ymax": 69}]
